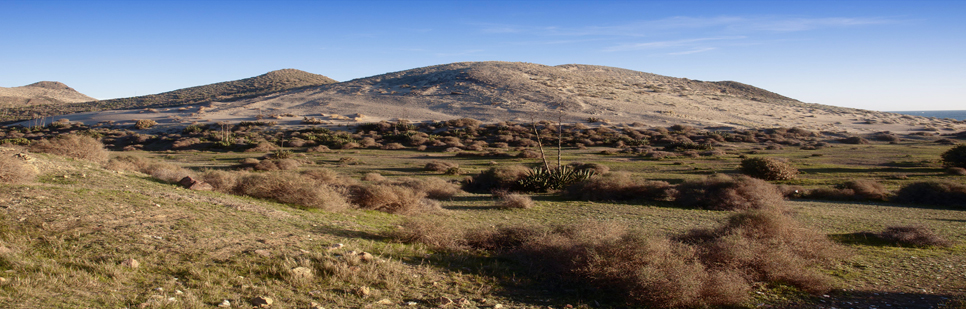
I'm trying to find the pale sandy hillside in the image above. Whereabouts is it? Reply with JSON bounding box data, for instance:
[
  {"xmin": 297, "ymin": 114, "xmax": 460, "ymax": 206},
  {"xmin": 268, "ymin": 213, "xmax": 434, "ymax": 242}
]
[
  {"xmin": 16, "ymin": 62, "xmax": 966, "ymax": 134},
  {"xmin": 0, "ymin": 81, "xmax": 96, "ymax": 107}
]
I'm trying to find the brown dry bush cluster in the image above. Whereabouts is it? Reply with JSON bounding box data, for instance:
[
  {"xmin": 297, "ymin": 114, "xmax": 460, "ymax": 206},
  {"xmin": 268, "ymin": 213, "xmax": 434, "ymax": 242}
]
[
  {"xmin": 28, "ymin": 134, "xmax": 110, "ymax": 164},
  {"xmin": 675, "ymin": 175, "xmax": 786, "ymax": 211},
  {"xmin": 492, "ymin": 189, "xmax": 535, "ymax": 209},
  {"xmin": 805, "ymin": 179, "xmax": 890, "ymax": 201},
  {"xmin": 106, "ymin": 155, "xmax": 195, "ymax": 183},
  {"xmin": 462, "ymin": 164, "xmax": 532, "ymax": 193},
  {"xmin": 235, "ymin": 171, "xmax": 350, "ymax": 211},
  {"xmin": 563, "ymin": 172, "xmax": 675, "ymax": 202},
  {"xmin": 739, "ymin": 157, "xmax": 798, "ymax": 180},
  {"xmin": 393, "ymin": 210, "xmax": 847, "ymax": 308},
  {"xmin": 423, "ymin": 160, "xmax": 459, "ymax": 172},
  {"xmin": 892, "ymin": 181, "xmax": 966, "ymax": 208},
  {"xmin": 0, "ymin": 152, "xmax": 36, "ymax": 184},
  {"xmin": 876, "ymin": 226, "xmax": 953, "ymax": 248}
]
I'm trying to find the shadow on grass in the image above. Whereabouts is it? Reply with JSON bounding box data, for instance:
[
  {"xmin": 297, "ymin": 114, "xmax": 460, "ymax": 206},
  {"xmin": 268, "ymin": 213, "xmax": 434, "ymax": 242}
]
[{"xmin": 828, "ymin": 232, "xmax": 895, "ymax": 247}]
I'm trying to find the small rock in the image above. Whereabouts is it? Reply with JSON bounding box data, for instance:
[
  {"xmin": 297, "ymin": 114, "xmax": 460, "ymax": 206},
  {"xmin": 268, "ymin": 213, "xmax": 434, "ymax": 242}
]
[
  {"xmin": 290, "ymin": 266, "xmax": 313, "ymax": 280},
  {"xmin": 0, "ymin": 277, "xmax": 7, "ymax": 284},
  {"xmin": 455, "ymin": 298, "xmax": 471, "ymax": 306},
  {"xmin": 250, "ymin": 296, "xmax": 273, "ymax": 308},
  {"xmin": 407, "ymin": 301, "xmax": 418, "ymax": 306},
  {"xmin": 355, "ymin": 286, "xmax": 371, "ymax": 297},
  {"xmin": 375, "ymin": 298, "xmax": 393, "ymax": 305},
  {"xmin": 358, "ymin": 251, "xmax": 375, "ymax": 262},
  {"xmin": 494, "ymin": 304, "xmax": 503, "ymax": 309},
  {"xmin": 435, "ymin": 296, "xmax": 453, "ymax": 307},
  {"xmin": 121, "ymin": 258, "xmax": 140, "ymax": 268},
  {"xmin": 253, "ymin": 249, "xmax": 271, "ymax": 257},
  {"xmin": 327, "ymin": 243, "xmax": 344, "ymax": 250},
  {"xmin": 218, "ymin": 300, "xmax": 231, "ymax": 307}
]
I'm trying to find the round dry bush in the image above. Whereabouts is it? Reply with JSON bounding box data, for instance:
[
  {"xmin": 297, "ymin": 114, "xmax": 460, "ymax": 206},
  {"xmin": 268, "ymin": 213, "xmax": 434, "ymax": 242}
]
[
  {"xmin": 235, "ymin": 172, "xmax": 349, "ymax": 211},
  {"xmin": 463, "ymin": 164, "xmax": 532, "ymax": 193},
  {"xmin": 396, "ymin": 177, "xmax": 462, "ymax": 199},
  {"xmin": 0, "ymin": 154, "xmax": 36, "ymax": 184},
  {"xmin": 105, "ymin": 155, "xmax": 193, "ymax": 183},
  {"xmin": 245, "ymin": 142, "xmax": 278, "ymax": 153},
  {"xmin": 564, "ymin": 172, "xmax": 675, "ymax": 202},
  {"xmin": 301, "ymin": 168, "xmax": 355, "ymax": 187},
  {"xmin": 307, "ymin": 145, "xmax": 330, "ymax": 153},
  {"xmin": 499, "ymin": 193, "xmax": 534, "ymax": 209},
  {"xmin": 838, "ymin": 136, "xmax": 870, "ymax": 144},
  {"xmin": 877, "ymin": 226, "xmax": 952, "ymax": 247},
  {"xmin": 947, "ymin": 167, "xmax": 966, "ymax": 176},
  {"xmin": 941, "ymin": 144, "xmax": 966, "ymax": 168},
  {"xmin": 361, "ymin": 172, "xmax": 387, "ymax": 182},
  {"xmin": 840, "ymin": 179, "xmax": 889, "ymax": 200},
  {"xmin": 739, "ymin": 157, "xmax": 798, "ymax": 180},
  {"xmin": 338, "ymin": 142, "xmax": 361, "ymax": 150},
  {"xmin": 567, "ymin": 162, "xmax": 610, "ymax": 175},
  {"xmin": 28, "ymin": 134, "xmax": 109, "ymax": 163},
  {"xmin": 388, "ymin": 216, "xmax": 466, "ymax": 251},
  {"xmin": 254, "ymin": 160, "xmax": 280, "ymax": 171},
  {"xmin": 200, "ymin": 169, "xmax": 240, "ymax": 193},
  {"xmin": 893, "ymin": 181, "xmax": 966, "ymax": 208},
  {"xmin": 424, "ymin": 160, "xmax": 458, "ymax": 172},
  {"xmin": 675, "ymin": 175, "xmax": 786, "ymax": 211},
  {"xmin": 517, "ymin": 149, "xmax": 541, "ymax": 158},
  {"xmin": 275, "ymin": 158, "xmax": 301, "ymax": 171},
  {"xmin": 381, "ymin": 142, "xmax": 406, "ymax": 150},
  {"xmin": 351, "ymin": 184, "xmax": 426, "ymax": 214}
]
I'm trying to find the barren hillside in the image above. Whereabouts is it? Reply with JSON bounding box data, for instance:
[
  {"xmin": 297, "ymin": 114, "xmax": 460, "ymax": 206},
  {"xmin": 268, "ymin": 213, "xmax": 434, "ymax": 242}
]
[{"xmin": 0, "ymin": 81, "xmax": 96, "ymax": 107}]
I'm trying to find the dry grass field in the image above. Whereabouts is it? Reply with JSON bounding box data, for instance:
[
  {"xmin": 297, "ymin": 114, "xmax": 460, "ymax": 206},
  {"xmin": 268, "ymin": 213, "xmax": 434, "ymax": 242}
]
[{"xmin": 0, "ymin": 118, "xmax": 964, "ymax": 308}]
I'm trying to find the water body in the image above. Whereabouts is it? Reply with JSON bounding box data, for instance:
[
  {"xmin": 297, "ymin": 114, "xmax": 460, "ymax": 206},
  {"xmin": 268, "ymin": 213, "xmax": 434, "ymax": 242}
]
[{"xmin": 889, "ymin": 110, "xmax": 966, "ymax": 121}]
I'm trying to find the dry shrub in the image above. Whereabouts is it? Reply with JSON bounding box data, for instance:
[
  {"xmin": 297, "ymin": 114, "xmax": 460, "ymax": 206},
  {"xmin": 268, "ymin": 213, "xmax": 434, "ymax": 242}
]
[
  {"xmin": 462, "ymin": 165, "xmax": 532, "ymax": 193},
  {"xmin": 254, "ymin": 160, "xmax": 280, "ymax": 171},
  {"xmin": 877, "ymin": 226, "xmax": 952, "ymax": 247},
  {"xmin": 675, "ymin": 175, "xmax": 785, "ymax": 211},
  {"xmin": 307, "ymin": 145, "xmax": 330, "ymax": 152},
  {"xmin": 424, "ymin": 160, "xmax": 458, "ymax": 172},
  {"xmin": 395, "ymin": 177, "xmax": 462, "ymax": 199},
  {"xmin": 807, "ymin": 179, "xmax": 889, "ymax": 201},
  {"xmin": 381, "ymin": 142, "xmax": 405, "ymax": 150},
  {"xmin": 199, "ymin": 169, "xmax": 239, "ymax": 193},
  {"xmin": 301, "ymin": 168, "xmax": 356, "ymax": 186},
  {"xmin": 29, "ymin": 134, "xmax": 109, "ymax": 163},
  {"xmin": 361, "ymin": 172, "xmax": 386, "ymax": 182},
  {"xmin": 351, "ymin": 184, "xmax": 426, "ymax": 214},
  {"xmin": 235, "ymin": 171, "xmax": 349, "ymax": 211},
  {"xmin": 497, "ymin": 192, "xmax": 534, "ymax": 209},
  {"xmin": 948, "ymin": 167, "xmax": 966, "ymax": 176},
  {"xmin": 245, "ymin": 142, "xmax": 277, "ymax": 152},
  {"xmin": 105, "ymin": 155, "xmax": 194, "ymax": 183},
  {"xmin": 517, "ymin": 149, "xmax": 541, "ymax": 158},
  {"xmin": 893, "ymin": 181, "xmax": 966, "ymax": 208},
  {"xmin": 0, "ymin": 153, "xmax": 35, "ymax": 184},
  {"xmin": 685, "ymin": 209, "xmax": 849, "ymax": 295},
  {"xmin": 563, "ymin": 172, "xmax": 675, "ymax": 201},
  {"xmin": 567, "ymin": 162, "xmax": 610, "ymax": 175},
  {"xmin": 739, "ymin": 157, "xmax": 798, "ymax": 180},
  {"xmin": 941, "ymin": 144, "xmax": 966, "ymax": 168},
  {"xmin": 389, "ymin": 216, "xmax": 466, "ymax": 251},
  {"xmin": 838, "ymin": 136, "xmax": 869, "ymax": 144}
]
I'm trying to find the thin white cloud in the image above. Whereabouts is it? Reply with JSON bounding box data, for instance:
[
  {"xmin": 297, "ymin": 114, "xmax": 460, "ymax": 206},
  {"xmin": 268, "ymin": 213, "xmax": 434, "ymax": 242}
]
[
  {"xmin": 603, "ymin": 36, "xmax": 745, "ymax": 52},
  {"xmin": 668, "ymin": 47, "xmax": 717, "ymax": 55}
]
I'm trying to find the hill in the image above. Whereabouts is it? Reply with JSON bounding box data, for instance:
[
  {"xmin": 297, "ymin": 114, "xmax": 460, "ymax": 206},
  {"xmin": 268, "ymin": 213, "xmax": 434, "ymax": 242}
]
[
  {"xmin": 0, "ymin": 69, "xmax": 337, "ymax": 123},
  {"xmin": 0, "ymin": 81, "xmax": 96, "ymax": 107}
]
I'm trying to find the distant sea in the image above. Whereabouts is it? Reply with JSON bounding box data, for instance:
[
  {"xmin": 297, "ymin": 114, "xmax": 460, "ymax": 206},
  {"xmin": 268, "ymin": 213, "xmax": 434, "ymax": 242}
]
[{"xmin": 889, "ymin": 110, "xmax": 966, "ymax": 121}]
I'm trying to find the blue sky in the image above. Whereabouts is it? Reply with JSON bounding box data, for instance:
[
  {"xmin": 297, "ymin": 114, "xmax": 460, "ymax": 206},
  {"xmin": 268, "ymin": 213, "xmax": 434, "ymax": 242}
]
[{"xmin": 2, "ymin": 0, "xmax": 964, "ymax": 111}]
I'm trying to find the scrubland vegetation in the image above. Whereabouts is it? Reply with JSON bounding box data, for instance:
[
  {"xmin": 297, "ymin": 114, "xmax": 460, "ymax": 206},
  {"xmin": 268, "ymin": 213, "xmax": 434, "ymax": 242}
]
[{"xmin": 1, "ymin": 118, "xmax": 965, "ymax": 308}]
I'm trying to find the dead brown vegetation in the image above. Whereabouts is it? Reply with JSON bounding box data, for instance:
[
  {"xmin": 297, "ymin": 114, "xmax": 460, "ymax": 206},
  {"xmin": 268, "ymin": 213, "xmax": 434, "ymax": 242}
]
[
  {"xmin": 235, "ymin": 171, "xmax": 349, "ymax": 211},
  {"xmin": 877, "ymin": 226, "xmax": 952, "ymax": 248},
  {"xmin": 0, "ymin": 153, "xmax": 35, "ymax": 184},
  {"xmin": 563, "ymin": 172, "xmax": 675, "ymax": 202},
  {"xmin": 675, "ymin": 175, "xmax": 785, "ymax": 211},
  {"xmin": 29, "ymin": 134, "xmax": 109, "ymax": 164}
]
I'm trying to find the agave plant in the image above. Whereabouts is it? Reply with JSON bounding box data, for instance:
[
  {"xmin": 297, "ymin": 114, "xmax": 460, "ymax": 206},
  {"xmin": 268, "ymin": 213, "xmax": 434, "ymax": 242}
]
[{"xmin": 518, "ymin": 165, "xmax": 595, "ymax": 192}]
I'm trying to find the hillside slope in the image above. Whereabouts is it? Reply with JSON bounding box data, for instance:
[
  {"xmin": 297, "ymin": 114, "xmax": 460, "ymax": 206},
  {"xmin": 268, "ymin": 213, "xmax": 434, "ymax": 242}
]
[
  {"xmin": 0, "ymin": 69, "xmax": 337, "ymax": 123},
  {"xmin": 0, "ymin": 81, "xmax": 96, "ymax": 107}
]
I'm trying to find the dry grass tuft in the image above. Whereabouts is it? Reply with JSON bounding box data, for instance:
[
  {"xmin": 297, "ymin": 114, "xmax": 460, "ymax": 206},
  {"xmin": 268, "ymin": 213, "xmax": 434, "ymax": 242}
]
[
  {"xmin": 389, "ymin": 216, "xmax": 465, "ymax": 250},
  {"xmin": 739, "ymin": 157, "xmax": 798, "ymax": 180},
  {"xmin": 29, "ymin": 134, "xmax": 110, "ymax": 164},
  {"xmin": 675, "ymin": 175, "xmax": 785, "ymax": 211},
  {"xmin": 199, "ymin": 169, "xmax": 240, "ymax": 193},
  {"xmin": 395, "ymin": 177, "xmax": 462, "ymax": 199},
  {"xmin": 563, "ymin": 172, "xmax": 675, "ymax": 201},
  {"xmin": 424, "ymin": 160, "xmax": 459, "ymax": 172},
  {"xmin": 497, "ymin": 192, "xmax": 534, "ymax": 209},
  {"xmin": 0, "ymin": 153, "xmax": 36, "ymax": 184},
  {"xmin": 806, "ymin": 179, "xmax": 890, "ymax": 201},
  {"xmin": 105, "ymin": 155, "xmax": 195, "ymax": 183},
  {"xmin": 878, "ymin": 226, "xmax": 952, "ymax": 247},
  {"xmin": 361, "ymin": 172, "xmax": 387, "ymax": 182}
]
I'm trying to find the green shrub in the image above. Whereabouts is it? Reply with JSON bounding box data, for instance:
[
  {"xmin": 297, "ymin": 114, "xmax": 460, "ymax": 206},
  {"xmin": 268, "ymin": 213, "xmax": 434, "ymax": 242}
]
[
  {"xmin": 739, "ymin": 157, "xmax": 798, "ymax": 180},
  {"xmin": 941, "ymin": 144, "xmax": 966, "ymax": 168}
]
